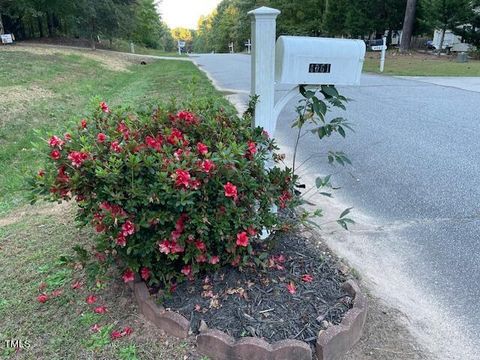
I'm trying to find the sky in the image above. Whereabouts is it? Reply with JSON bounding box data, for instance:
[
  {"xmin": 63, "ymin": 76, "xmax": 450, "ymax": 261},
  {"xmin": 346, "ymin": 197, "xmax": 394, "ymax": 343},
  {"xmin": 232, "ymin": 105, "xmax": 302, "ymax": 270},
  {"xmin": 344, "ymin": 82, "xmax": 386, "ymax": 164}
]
[{"xmin": 160, "ymin": 0, "xmax": 222, "ymax": 30}]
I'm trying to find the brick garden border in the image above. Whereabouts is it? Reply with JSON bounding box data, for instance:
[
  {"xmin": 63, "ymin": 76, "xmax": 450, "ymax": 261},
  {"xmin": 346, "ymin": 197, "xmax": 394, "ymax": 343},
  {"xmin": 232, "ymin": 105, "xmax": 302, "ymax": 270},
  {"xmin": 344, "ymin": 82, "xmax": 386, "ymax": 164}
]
[{"xmin": 128, "ymin": 277, "xmax": 367, "ymax": 360}]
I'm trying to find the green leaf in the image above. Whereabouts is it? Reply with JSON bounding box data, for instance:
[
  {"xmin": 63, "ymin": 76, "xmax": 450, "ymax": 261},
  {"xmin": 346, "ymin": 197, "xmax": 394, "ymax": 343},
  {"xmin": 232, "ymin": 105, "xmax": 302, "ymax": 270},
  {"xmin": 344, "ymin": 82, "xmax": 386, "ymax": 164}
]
[
  {"xmin": 340, "ymin": 207, "xmax": 353, "ymax": 218},
  {"xmin": 321, "ymin": 85, "xmax": 339, "ymax": 98}
]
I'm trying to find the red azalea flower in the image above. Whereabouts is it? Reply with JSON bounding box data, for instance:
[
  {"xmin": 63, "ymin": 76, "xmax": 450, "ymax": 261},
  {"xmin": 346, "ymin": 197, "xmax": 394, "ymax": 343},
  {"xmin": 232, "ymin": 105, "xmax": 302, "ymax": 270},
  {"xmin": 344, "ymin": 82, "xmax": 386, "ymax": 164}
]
[
  {"xmin": 247, "ymin": 141, "xmax": 257, "ymax": 155},
  {"xmin": 279, "ymin": 190, "xmax": 293, "ymax": 209},
  {"xmin": 111, "ymin": 330, "xmax": 123, "ymax": 340},
  {"xmin": 94, "ymin": 306, "xmax": 108, "ymax": 314},
  {"xmin": 262, "ymin": 130, "xmax": 269, "ymax": 138},
  {"xmin": 93, "ymin": 213, "xmax": 104, "ymax": 224},
  {"xmin": 80, "ymin": 119, "xmax": 87, "ymax": 129},
  {"xmin": 176, "ymin": 110, "xmax": 198, "ymax": 125},
  {"xmin": 172, "ymin": 169, "xmax": 191, "ymax": 188},
  {"xmin": 122, "ymin": 268, "xmax": 135, "ymax": 283},
  {"xmin": 116, "ymin": 123, "xmax": 130, "ymax": 140},
  {"xmin": 196, "ymin": 254, "xmax": 207, "ymax": 263},
  {"xmin": 199, "ymin": 159, "xmax": 215, "ymax": 173},
  {"xmin": 86, "ymin": 295, "xmax": 97, "ymax": 304},
  {"xmin": 236, "ymin": 232, "xmax": 249, "ymax": 247},
  {"xmin": 171, "ymin": 241, "xmax": 185, "ymax": 254},
  {"xmin": 90, "ymin": 324, "xmax": 101, "ymax": 333},
  {"xmin": 71, "ymin": 281, "xmax": 82, "ymax": 290},
  {"xmin": 159, "ymin": 240, "xmax": 172, "ymax": 254},
  {"xmin": 50, "ymin": 149, "xmax": 61, "ymax": 160},
  {"xmin": 121, "ymin": 220, "xmax": 135, "ymax": 236},
  {"xmin": 99, "ymin": 202, "xmax": 112, "ymax": 212},
  {"xmin": 57, "ymin": 166, "xmax": 70, "ymax": 183},
  {"xmin": 48, "ymin": 135, "xmax": 65, "ymax": 148},
  {"xmin": 195, "ymin": 304, "xmax": 201, "ymax": 312},
  {"xmin": 287, "ymin": 282, "xmax": 296, "ymax": 294},
  {"xmin": 167, "ymin": 128, "xmax": 184, "ymax": 145},
  {"xmin": 189, "ymin": 179, "xmax": 201, "ymax": 190},
  {"xmin": 37, "ymin": 293, "xmax": 48, "ymax": 303},
  {"xmin": 68, "ymin": 151, "xmax": 89, "ymax": 168},
  {"xmin": 122, "ymin": 327, "xmax": 133, "ymax": 336},
  {"xmin": 170, "ymin": 230, "xmax": 182, "ymax": 242},
  {"xmin": 209, "ymin": 256, "xmax": 220, "ymax": 264},
  {"xmin": 110, "ymin": 141, "xmax": 122, "ymax": 153},
  {"xmin": 194, "ymin": 240, "xmax": 206, "ymax": 251},
  {"xmin": 197, "ymin": 142, "xmax": 208, "ymax": 155},
  {"xmin": 64, "ymin": 133, "xmax": 72, "ymax": 141},
  {"xmin": 116, "ymin": 233, "xmax": 127, "ymax": 247},
  {"xmin": 171, "ymin": 230, "xmax": 181, "ymax": 241},
  {"xmin": 140, "ymin": 267, "xmax": 151, "ymax": 281},
  {"xmin": 117, "ymin": 122, "xmax": 128, "ymax": 133},
  {"xmin": 97, "ymin": 133, "xmax": 106, "ymax": 143},
  {"xmin": 111, "ymin": 204, "xmax": 127, "ymax": 218},
  {"xmin": 224, "ymin": 182, "xmax": 238, "ymax": 199},
  {"xmin": 37, "ymin": 169, "xmax": 45, "ymax": 177},
  {"xmin": 174, "ymin": 148, "xmax": 183, "ymax": 160},
  {"xmin": 145, "ymin": 135, "xmax": 162, "ymax": 151},
  {"xmin": 100, "ymin": 101, "xmax": 110, "ymax": 113},
  {"xmin": 181, "ymin": 265, "xmax": 191, "ymax": 276},
  {"xmin": 302, "ymin": 274, "xmax": 314, "ymax": 282}
]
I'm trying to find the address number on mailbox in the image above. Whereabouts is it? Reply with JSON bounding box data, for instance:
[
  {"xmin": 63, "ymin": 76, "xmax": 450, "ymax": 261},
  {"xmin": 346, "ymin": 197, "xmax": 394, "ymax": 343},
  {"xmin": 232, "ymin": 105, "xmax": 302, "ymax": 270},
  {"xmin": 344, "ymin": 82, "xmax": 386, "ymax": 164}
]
[{"xmin": 308, "ymin": 63, "xmax": 331, "ymax": 73}]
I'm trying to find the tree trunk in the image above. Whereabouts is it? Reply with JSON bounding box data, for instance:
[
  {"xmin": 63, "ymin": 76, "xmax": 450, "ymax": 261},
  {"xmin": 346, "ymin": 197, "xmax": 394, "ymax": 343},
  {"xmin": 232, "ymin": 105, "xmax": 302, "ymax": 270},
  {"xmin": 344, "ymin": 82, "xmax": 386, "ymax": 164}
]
[
  {"xmin": 47, "ymin": 12, "xmax": 53, "ymax": 37},
  {"xmin": 37, "ymin": 17, "xmax": 44, "ymax": 38},
  {"xmin": 400, "ymin": 0, "xmax": 417, "ymax": 52},
  {"xmin": 0, "ymin": 14, "xmax": 4, "ymax": 35},
  {"xmin": 437, "ymin": 25, "xmax": 446, "ymax": 56},
  {"xmin": 90, "ymin": 18, "xmax": 96, "ymax": 50}
]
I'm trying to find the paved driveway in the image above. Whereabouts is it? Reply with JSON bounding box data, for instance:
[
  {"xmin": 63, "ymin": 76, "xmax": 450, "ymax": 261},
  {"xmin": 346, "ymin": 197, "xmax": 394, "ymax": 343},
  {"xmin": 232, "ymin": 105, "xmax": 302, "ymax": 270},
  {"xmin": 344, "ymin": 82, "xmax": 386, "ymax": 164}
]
[
  {"xmin": 398, "ymin": 76, "xmax": 480, "ymax": 92},
  {"xmin": 192, "ymin": 54, "xmax": 480, "ymax": 359}
]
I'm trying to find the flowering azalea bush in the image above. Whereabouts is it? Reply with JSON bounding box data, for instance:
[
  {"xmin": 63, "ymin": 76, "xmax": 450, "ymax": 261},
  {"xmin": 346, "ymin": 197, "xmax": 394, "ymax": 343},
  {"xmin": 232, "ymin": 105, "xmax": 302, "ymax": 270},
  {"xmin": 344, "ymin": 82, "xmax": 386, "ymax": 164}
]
[{"xmin": 30, "ymin": 100, "xmax": 296, "ymax": 287}]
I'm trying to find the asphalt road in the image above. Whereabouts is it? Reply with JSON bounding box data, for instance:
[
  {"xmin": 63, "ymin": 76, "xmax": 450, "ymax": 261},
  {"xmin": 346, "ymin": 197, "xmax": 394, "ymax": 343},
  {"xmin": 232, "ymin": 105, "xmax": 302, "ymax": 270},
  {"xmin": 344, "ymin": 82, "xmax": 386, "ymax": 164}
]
[{"xmin": 192, "ymin": 54, "xmax": 480, "ymax": 359}]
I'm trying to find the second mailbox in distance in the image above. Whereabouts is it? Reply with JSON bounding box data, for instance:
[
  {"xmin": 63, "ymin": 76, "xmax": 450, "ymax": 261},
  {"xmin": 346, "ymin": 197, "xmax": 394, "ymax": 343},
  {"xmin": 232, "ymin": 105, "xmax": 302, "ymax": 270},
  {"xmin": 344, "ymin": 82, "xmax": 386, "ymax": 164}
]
[{"xmin": 275, "ymin": 36, "xmax": 366, "ymax": 86}]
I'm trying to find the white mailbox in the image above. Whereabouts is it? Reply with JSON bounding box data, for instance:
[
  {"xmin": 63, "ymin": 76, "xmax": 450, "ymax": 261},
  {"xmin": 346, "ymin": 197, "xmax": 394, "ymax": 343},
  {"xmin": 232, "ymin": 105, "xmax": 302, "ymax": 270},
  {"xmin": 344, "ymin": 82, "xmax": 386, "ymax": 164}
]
[{"xmin": 275, "ymin": 36, "xmax": 366, "ymax": 86}]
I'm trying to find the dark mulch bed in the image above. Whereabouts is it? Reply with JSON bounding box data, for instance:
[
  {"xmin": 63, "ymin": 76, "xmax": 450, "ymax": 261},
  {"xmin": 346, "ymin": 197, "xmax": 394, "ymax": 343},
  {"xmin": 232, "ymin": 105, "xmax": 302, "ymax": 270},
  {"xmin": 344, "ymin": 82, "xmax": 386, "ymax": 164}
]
[{"xmin": 159, "ymin": 230, "xmax": 352, "ymax": 347}]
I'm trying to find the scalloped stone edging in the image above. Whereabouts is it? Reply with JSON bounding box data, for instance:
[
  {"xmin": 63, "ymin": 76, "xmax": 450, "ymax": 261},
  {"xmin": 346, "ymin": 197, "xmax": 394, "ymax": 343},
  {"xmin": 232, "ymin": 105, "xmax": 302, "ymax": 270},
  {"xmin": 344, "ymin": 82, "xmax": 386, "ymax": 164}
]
[{"xmin": 128, "ymin": 278, "xmax": 367, "ymax": 360}]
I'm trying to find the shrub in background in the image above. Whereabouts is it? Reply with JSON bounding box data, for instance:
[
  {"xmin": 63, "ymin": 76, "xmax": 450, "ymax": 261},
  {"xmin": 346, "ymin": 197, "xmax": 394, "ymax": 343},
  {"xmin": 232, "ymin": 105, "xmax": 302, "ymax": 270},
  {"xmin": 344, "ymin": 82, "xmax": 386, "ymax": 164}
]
[{"xmin": 30, "ymin": 100, "xmax": 296, "ymax": 287}]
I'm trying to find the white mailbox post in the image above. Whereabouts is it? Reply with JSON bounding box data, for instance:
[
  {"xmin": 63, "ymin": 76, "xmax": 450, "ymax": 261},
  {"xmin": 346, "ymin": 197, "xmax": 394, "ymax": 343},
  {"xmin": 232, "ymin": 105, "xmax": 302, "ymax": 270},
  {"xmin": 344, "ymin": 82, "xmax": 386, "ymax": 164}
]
[
  {"xmin": 248, "ymin": 7, "xmax": 366, "ymax": 137},
  {"xmin": 248, "ymin": 7, "xmax": 280, "ymax": 137},
  {"xmin": 248, "ymin": 7, "xmax": 365, "ymax": 239}
]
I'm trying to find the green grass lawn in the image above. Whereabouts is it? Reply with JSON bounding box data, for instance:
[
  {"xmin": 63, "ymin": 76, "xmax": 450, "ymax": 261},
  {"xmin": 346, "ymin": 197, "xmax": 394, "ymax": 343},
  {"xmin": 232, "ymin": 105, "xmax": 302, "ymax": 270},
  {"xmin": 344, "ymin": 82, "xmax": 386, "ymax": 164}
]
[
  {"xmin": 363, "ymin": 51, "xmax": 480, "ymax": 76},
  {"xmin": 0, "ymin": 204, "xmax": 202, "ymax": 360},
  {"xmin": 0, "ymin": 46, "xmax": 224, "ymax": 215},
  {"xmin": 107, "ymin": 39, "xmax": 187, "ymax": 57},
  {"xmin": 0, "ymin": 45, "xmax": 225, "ymax": 359}
]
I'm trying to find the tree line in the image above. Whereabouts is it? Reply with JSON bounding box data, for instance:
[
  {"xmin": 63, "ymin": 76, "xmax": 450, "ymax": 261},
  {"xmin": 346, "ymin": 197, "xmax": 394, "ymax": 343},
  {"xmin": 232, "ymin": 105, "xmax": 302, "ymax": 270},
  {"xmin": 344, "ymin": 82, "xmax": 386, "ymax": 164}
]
[
  {"xmin": 191, "ymin": 0, "xmax": 479, "ymax": 53},
  {"xmin": 0, "ymin": 0, "xmax": 175, "ymax": 51}
]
